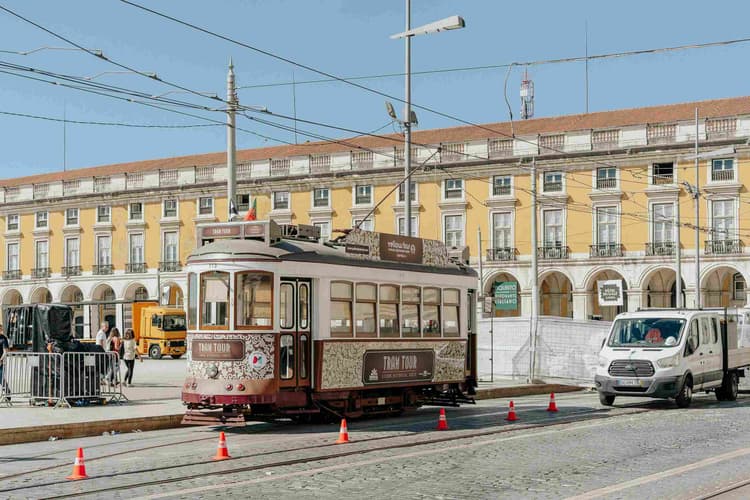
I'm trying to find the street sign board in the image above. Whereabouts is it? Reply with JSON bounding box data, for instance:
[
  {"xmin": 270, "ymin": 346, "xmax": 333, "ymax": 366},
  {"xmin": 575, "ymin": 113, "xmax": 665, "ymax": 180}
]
[
  {"xmin": 597, "ymin": 279, "xmax": 624, "ymax": 306},
  {"xmin": 494, "ymin": 281, "xmax": 518, "ymax": 311}
]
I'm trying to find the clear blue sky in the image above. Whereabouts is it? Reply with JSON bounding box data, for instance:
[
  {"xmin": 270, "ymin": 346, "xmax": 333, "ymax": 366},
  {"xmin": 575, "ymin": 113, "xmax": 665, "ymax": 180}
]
[{"xmin": 0, "ymin": 0, "xmax": 748, "ymax": 178}]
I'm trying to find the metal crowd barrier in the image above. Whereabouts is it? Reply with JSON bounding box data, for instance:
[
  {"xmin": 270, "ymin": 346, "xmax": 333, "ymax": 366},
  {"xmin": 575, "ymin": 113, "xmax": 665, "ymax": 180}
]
[{"xmin": 0, "ymin": 351, "xmax": 127, "ymax": 408}]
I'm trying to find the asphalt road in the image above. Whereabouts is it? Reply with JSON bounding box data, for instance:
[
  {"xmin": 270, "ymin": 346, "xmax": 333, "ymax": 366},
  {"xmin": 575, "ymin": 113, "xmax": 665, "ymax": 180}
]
[{"xmin": 2, "ymin": 390, "xmax": 750, "ymax": 499}]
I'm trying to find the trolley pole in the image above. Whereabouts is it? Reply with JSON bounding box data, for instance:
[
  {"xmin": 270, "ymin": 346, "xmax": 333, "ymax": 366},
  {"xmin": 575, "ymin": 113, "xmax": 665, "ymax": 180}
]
[
  {"xmin": 529, "ymin": 158, "xmax": 539, "ymax": 383},
  {"xmin": 226, "ymin": 58, "xmax": 238, "ymax": 222}
]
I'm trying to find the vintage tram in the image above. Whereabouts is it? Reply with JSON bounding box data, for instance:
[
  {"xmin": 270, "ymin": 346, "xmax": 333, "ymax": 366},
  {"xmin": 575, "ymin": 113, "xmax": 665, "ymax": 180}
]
[{"xmin": 182, "ymin": 220, "xmax": 478, "ymax": 424}]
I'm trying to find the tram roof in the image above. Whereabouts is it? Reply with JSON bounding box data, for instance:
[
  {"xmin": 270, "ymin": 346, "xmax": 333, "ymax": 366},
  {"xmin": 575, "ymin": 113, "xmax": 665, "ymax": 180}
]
[{"xmin": 188, "ymin": 238, "xmax": 477, "ymax": 277}]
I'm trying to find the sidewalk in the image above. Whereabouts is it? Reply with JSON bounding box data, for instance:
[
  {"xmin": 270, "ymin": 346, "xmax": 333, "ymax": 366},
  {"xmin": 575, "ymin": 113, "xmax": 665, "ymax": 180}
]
[{"xmin": 0, "ymin": 362, "xmax": 581, "ymax": 445}]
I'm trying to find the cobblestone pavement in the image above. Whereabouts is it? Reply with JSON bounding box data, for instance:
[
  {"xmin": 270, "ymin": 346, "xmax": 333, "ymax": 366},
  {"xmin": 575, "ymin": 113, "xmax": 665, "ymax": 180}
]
[{"xmin": 4, "ymin": 391, "xmax": 750, "ymax": 499}]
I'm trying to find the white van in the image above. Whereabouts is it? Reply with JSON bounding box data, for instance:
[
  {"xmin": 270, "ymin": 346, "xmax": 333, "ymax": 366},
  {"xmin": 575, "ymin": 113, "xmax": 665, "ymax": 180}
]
[{"xmin": 595, "ymin": 309, "xmax": 750, "ymax": 408}]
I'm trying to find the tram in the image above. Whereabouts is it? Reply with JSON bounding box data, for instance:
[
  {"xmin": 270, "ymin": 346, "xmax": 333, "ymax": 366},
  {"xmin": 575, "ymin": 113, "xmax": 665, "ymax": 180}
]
[{"xmin": 181, "ymin": 220, "xmax": 478, "ymax": 424}]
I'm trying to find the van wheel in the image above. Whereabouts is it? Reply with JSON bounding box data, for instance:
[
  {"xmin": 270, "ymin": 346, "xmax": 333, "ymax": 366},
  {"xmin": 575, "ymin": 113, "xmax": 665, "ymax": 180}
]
[
  {"xmin": 149, "ymin": 345, "xmax": 162, "ymax": 359},
  {"xmin": 171, "ymin": 354, "xmax": 182, "ymax": 359},
  {"xmin": 722, "ymin": 372, "xmax": 739, "ymax": 402},
  {"xmin": 675, "ymin": 376, "xmax": 693, "ymax": 408},
  {"xmin": 599, "ymin": 393, "xmax": 615, "ymax": 406}
]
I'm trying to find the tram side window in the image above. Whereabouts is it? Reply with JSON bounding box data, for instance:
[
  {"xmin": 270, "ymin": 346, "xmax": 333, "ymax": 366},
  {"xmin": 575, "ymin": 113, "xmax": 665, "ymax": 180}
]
[
  {"xmin": 280, "ymin": 334, "xmax": 294, "ymax": 380},
  {"xmin": 356, "ymin": 283, "xmax": 377, "ymax": 337},
  {"xmin": 201, "ymin": 271, "xmax": 229, "ymax": 328},
  {"xmin": 379, "ymin": 285, "xmax": 400, "ymax": 337},
  {"xmin": 280, "ymin": 283, "xmax": 294, "ymax": 329},
  {"xmin": 299, "ymin": 284, "xmax": 309, "ymax": 330},
  {"xmin": 299, "ymin": 334, "xmax": 308, "ymax": 379},
  {"xmin": 236, "ymin": 272, "xmax": 273, "ymax": 328},
  {"xmin": 330, "ymin": 281, "xmax": 353, "ymax": 337},
  {"xmin": 187, "ymin": 273, "xmax": 198, "ymax": 330},
  {"xmin": 402, "ymin": 286, "xmax": 421, "ymax": 337},
  {"xmin": 423, "ymin": 287, "xmax": 441, "ymax": 337},
  {"xmin": 443, "ymin": 288, "xmax": 460, "ymax": 337}
]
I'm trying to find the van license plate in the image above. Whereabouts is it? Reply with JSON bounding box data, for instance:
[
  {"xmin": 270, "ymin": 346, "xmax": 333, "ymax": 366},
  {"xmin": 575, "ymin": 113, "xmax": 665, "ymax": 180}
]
[{"xmin": 616, "ymin": 379, "xmax": 641, "ymax": 386}]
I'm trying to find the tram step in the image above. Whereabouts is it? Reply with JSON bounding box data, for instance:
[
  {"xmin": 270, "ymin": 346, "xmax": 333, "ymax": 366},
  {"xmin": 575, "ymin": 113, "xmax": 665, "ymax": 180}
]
[{"xmin": 181, "ymin": 410, "xmax": 246, "ymax": 426}]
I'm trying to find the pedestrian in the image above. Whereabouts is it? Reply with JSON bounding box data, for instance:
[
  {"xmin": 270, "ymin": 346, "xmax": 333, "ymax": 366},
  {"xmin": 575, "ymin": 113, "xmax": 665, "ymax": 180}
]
[
  {"xmin": 95, "ymin": 321, "xmax": 109, "ymax": 351},
  {"xmin": 122, "ymin": 328, "xmax": 142, "ymax": 387},
  {"xmin": 106, "ymin": 327, "xmax": 123, "ymax": 385},
  {"xmin": 0, "ymin": 326, "xmax": 10, "ymax": 401}
]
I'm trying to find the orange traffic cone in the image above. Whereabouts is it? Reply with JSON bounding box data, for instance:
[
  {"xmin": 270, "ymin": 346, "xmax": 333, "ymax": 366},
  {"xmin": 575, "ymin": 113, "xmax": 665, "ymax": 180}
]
[
  {"xmin": 436, "ymin": 408, "xmax": 449, "ymax": 430},
  {"xmin": 547, "ymin": 392, "xmax": 559, "ymax": 412},
  {"xmin": 506, "ymin": 400, "xmax": 518, "ymax": 422},
  {"xmin": 335, "ymin": 419, "xmax": 350, "ymax": 444},
  {"xmin": 212, "ymin": 431, "xmax": 231, "ymax": 461},
  {"xmin": 66, "ymin": 447, "xmax": 88, "ymax": 480}
]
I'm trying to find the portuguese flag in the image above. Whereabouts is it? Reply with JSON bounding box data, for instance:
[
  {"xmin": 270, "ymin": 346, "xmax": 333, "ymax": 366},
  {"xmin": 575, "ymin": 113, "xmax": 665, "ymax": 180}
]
[{"xmin": 244, "ymin": 198, "xmax": 257, "ymax": 221}]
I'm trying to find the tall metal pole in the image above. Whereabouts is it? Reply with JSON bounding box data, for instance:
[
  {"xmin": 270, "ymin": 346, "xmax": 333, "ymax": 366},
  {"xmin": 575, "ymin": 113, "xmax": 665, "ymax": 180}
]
[
  {"xmin": 227, "ymin": 58, "xmax": 238, "ymax": 221},
  {"xmin": 529, "ymin": 158, "xmax": 539, "ymax": 383},
  {"xmin": 676, "ymin": 184, "xmax": 683, "ymax": 308},
  {"xmin": 404, "ymin": 0, "xmax": 413, "ymax": 237},
  {"xmin": 694, "ymin": 108, "xmax": 701, "ymax": 308},
  {"xmin": 478, "ymin": 227, "xmax": 492, "ymax": 381}
]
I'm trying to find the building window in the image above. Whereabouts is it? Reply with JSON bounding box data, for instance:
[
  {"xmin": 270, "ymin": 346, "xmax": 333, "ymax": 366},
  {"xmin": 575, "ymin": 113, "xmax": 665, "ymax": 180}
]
[
  {"xmin": 273, "ymin": 191, "xmax": 290, "ymax": 210},
  {"xmin": 130, "ymin": 233, "xmax": 144, "ymax": 264},
  {"xmin": 65, "ymin": 237, "xmax": 79, "ymax": 267},
  {"xmin": 398, "ymin": 182, "xmax": 416, "ymax": 203},
  {"xmin": 423, "ymin": 287, "xmax": 441, "ymax": 337},
  {"xmin": 397, "ymin": 216, "xmax": 417, "ymax": 237},
  {"xmin": 65, "ymin": 208, "xmax": 79, "ymax": 226},
  {"xmin": 444, "ymin": 214, "xmax": 463, "ymax": 247},
  {"xmin": 313, "ymin": 221, "xmax": 330, "ymax": 242},
  {"xmin": 596, "ymin": 206, "xmax": 617, "ymax": 244},
  {"xmin": 7, "ymin": 242, "xmax": 19, "ymax": 270},
  {"xmin": 313, "ymin": 188, "xmax": 329, "ymax": 208},
  {"xmin": 353, "ymin": 218, "xmax": 373, "ymax": 232},
  {"xmin": 236, "ymin": 193, "xmax": 249, "ymax": 212},
  {"xmin": 596, "ymin": 168, "xmax": 617, "ymax": 189},
  {"xmin": 444, "ymin": 179, "xmax": 463, "ymax": 199},
  {"xmin": 402, "ymin": 286, "xmax": 421, "ymax": 337},
  {"xmin": 97, "ymin": 205, "xmax": 111, "ymax": 223},
  {"xmin": 163, "ymin": 199, "xmax": 177, "ymax": 218},
  {"xmin": 6, "ymin": 214, "xmax": 19, "ymax": 232},
  {"xmin": 97, "ymin": 235, "xmax": 111, "ymax": 266},
  {"xmin": 652, "ymin": 203, "xmax": 674, "ymax": 243},
  {"xmin": 129, "ymin": 202, "xmax": 143, "ymax": 221},
  {"xmin": 355, "ymin": 283, "xmax": 377, "ymax": 338},
  {"xmin": 163, "ymin": 231, "xmax": 178, "ymax": 263},
  {"xmin": 198, "ymin": 197, "xmax": 213, "ymax": 216},
  {"xmin": 734, "ymin": 273, "xmax": 746, "ymax": 302},
  {"xmin": 200, "ymin": 271, "xmax": 229, "ymax": 328},
  {"xmin": 492, "ymin": 176, "xmax": 511, "ymax": 196},
  {"xmin": 711, "ymin": 158, "xmax": 734, "ymax": 182},
  {"xmin": 443, "ymin": 288, "xmax": 460, "ymax": 337},
  {"xmin": 652, "ymin": 162, "xmax": 674, "ymax": 184},
  {"xmin": 330, "ymin": 281, "xmax": 353, "ymax": 337},
  {"xmin": 492, "ymin": 212, "xmax": 512, "ymax": 249},
  {"xmin": 712, "ymin": 199, "xmax": 735, "ymax": 240},
  {"xmin": 35, "ymin": 211, "xmax": 48, "ymax": 229},
  {"xmin": 543, "ymin": 172, "xmax": 563, "ymax": 192},
  {"xmin": 355, "ymin": 185, "xmax": 372, "ymax": 205},
  {"xmin": 35, "ymin": 240, "xmax": 48, "ymax": 269},
  {"xmin": 543, "ymin": 209, "xmax": 563, "ymax": 246}
]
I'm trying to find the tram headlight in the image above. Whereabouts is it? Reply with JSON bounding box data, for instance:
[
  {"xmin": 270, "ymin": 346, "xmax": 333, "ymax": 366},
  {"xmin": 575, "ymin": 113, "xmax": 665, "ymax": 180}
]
[{"xmin": 207, "ymin": 364, "xmax": 219, "ymax": 379}]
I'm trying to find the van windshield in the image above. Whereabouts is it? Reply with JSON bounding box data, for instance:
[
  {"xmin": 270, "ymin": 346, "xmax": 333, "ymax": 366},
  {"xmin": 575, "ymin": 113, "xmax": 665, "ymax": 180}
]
[
  {"xmin": 608, "ymin": 317, "xmax": 685, "ymax": 347},
  {"xmin": 162, "ymin": 315, "xmax": 186, "ymax": 331}
]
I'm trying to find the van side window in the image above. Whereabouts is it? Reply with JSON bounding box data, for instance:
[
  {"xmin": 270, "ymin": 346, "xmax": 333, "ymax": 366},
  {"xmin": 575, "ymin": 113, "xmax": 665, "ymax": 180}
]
[{"xmin": 685, "ymin": 319, "xmax": 700, "ymax": 356}]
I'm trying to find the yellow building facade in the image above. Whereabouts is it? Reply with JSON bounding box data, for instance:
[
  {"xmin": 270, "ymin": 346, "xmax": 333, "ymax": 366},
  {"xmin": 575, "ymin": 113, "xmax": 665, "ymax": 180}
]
[{"xmin": 1, "ymin": 96, "xmax": 750, "ymax": 335}]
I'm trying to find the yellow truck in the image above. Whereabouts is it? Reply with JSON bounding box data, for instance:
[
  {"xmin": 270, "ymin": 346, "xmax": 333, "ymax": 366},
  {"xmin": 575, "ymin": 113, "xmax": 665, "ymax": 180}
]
[{"xmin": 132, "ymin": 301, "xmax": 187, "ymax": 359}]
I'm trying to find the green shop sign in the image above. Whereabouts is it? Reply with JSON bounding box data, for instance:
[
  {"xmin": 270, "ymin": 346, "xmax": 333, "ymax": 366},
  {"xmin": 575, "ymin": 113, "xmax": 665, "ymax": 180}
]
[{"xmin": 493, "ymin": 281, "xmax": 518, "ymax": 311}]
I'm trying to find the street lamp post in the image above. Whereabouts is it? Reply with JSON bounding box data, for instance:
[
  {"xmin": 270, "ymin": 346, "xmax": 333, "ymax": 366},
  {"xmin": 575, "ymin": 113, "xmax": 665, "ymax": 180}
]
[{"xmin": 391, "ymin": 6, "xmax": 465, "ymax": 238}]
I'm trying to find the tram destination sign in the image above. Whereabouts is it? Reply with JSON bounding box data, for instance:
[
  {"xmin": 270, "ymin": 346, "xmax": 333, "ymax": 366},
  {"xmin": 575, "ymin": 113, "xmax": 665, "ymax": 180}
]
[
  {"xmin": 201, "ymin": 225, "xmax": 241, "ymax": 238},
  {"xmin": 379, "ymin": 234, "xmax": 423, "ymax": 264},
  {"xmin": 362, "ymin": 349, "xmax": 434, "ymax": 385},
  {"xmin": 191, "ymin": 340, "xmax": 245, "ymax": 361}
]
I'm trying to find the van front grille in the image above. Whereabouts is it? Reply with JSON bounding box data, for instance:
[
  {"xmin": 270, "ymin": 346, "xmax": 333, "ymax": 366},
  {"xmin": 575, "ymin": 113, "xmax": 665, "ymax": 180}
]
[{"xmin": 608, "ymin": 359, "xmax": 655, "ymax": 377}]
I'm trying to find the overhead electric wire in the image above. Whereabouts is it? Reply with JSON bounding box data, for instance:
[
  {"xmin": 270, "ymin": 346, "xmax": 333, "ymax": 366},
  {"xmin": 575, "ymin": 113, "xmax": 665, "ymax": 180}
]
[{"xmin": 0, "ymin": 109, "xmax": 221, "ymax": 128}]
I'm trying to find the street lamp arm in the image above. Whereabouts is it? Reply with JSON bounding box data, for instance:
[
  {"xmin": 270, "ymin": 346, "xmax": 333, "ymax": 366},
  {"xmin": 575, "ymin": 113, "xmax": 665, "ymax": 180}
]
[{"xmin": 390, "ymin": 15, "xmax": 465, "ymax": 39}]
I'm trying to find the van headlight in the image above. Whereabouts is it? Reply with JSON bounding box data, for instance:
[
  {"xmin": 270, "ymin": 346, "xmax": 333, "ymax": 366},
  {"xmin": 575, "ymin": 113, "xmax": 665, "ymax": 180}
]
[
  {"xmin": 657, "ymin": 353, "xmax": 680, "ymax": 368},
  {"xmin": 598, "ymin": 355, "xmax": 609, "ymax": 368}
]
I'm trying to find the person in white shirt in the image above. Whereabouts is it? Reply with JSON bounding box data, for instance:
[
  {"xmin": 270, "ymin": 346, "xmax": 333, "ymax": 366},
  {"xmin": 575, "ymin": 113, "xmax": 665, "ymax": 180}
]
[{"xmin": 95, "ymin": 321, "xmax": 109, "ymax": 350}]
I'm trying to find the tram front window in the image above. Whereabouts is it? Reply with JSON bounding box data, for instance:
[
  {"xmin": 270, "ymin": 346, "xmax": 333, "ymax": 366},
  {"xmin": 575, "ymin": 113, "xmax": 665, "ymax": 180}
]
[
  {"xmin": 236, "ymin": 272, "xmax": 273, "ymax": 328},
  {"xmin": 201, "ymin": 271, "xmax": 229, "ymax": 328}
]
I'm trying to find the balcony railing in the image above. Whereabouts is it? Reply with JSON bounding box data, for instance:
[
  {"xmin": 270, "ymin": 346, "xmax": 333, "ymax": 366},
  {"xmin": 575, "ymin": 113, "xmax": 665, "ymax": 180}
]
[
  {"xmin": 488, "ymin": 138, "xmax": 513, "ymax": 158},
  {"xmin": 93, "ymin": 264, "xmax": 114, "ymax": 275},
  {"xmin": 589, "ymin": 244, "xmax": 623, "ymax": 258},
  {"xmin": 62, "ymin": 265, "xmax": 82, "ymax": 277},
  {"xmin": 596, "ymin": 178, "xmax": 617, "ymax": 190},
  {"xmin": 645, "ymin": 242, "xmax": 675, "ymax": 256},
  {"xmin": 31, "ymin": 267, "xmax": 51, "ymax": 279},
  {"xmin": 3, "ymin": 269, "xmax": 21, "ymax": 280},
  {"xmin": 537, "ymin": 245, "xmax": 569, "ymax": 260},
  {"xmin": 652, "ymin": 174, "xmax": 673, "ymax": 185},
  {"xmin": 126, "ymin": 262, "xmax": 147, "ymax": 273},
  {"xmin": 705, "ymin": 239, "xmax": 743, "ymax": 255},
  {"xmin": 711, "ymin": 169, "xmax": 734, "ymax": 182},
  {"xmin": 486, "ymin": 247, "xmax": 517, "ymax": 261},
  {"xmin": 492, "ymin": 184, "xmax": 511, "ymax": 196},
  {"xmin": 159, "ymin": 261, "xmax": 182, "ymax": 272},
  {"xmin": 543, "ymin": 181, "xmax": 563, "ymax": 193}
]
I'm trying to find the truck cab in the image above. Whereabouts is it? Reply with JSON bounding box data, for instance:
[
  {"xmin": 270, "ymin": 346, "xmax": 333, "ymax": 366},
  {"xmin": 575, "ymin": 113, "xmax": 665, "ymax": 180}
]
[
  {"xmin": 132, "ymin": 302, "xmax": 187, "ymax": 359},
  {"xmin": 595, "ymin": 309, "xmax": 750, "ymax": 408}
]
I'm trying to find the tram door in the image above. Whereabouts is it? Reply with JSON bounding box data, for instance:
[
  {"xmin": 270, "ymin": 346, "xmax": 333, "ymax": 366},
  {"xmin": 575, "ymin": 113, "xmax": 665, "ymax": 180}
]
[{"xmin": 278, "ymin": 278, "xmax": 312, "ymax": 389}]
